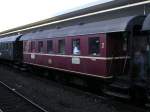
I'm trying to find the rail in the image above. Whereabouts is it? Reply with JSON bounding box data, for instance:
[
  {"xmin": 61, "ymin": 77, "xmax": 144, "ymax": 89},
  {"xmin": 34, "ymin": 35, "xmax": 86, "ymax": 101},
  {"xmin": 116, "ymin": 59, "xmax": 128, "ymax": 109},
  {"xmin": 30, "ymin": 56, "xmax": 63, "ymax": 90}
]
[{"xmin": 0, "ymin": 80, "xmax": 49, "ymax": 112}]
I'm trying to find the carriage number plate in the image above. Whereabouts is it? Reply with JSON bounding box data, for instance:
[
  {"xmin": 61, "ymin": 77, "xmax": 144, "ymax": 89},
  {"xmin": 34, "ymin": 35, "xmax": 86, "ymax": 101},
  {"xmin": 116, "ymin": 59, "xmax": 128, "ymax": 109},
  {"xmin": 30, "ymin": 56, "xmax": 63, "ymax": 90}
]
[
  {"xmin": 72, "ymin": 57, "xmax": 80, "ymax": 64},
  {"xmin": 31, "ymin": 53, "xmax": 36, "ymax": 59}
]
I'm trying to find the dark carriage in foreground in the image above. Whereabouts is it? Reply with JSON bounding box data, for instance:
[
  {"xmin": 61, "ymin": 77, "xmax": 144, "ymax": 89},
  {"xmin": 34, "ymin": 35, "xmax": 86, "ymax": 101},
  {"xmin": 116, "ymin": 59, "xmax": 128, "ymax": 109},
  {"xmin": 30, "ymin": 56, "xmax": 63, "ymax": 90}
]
[{"xmin": 0, "ymin": 0, "xmax": 150, "ymax": 104}]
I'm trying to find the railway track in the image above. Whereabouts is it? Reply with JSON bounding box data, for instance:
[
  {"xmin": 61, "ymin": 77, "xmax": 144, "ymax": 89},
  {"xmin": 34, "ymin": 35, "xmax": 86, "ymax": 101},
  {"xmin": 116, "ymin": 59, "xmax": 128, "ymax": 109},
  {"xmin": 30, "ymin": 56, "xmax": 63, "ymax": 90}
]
[
  {"xmin": 0, "ymin": 63, "xmax": 149, "ymax": 112},
  {"xmin": 0, "ymin": 80, "xmax": 49, "ymax": 112}
]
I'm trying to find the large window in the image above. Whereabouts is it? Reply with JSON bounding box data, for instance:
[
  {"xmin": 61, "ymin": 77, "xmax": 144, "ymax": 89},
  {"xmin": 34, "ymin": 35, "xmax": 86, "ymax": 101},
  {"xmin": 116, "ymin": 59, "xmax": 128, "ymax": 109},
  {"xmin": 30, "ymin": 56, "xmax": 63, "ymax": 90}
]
[
  {"xmin": 0, "ymin": 43, "xmax": 1, "ymax": 50},
  {"xmin": 8, "ymin": 43, "xmax": 12, "ymax": 50},
  {"xmin": 26, "ymin": 41, "xmax": 30, "ymax": 52},
  {"xmin": 4, "ymin": 43, "xmax": 6, "ymax": 50},
  {"xmin": 38, "ymin": 41, "xmax": 44, "ymax": 53},
  {"xmin": 5, "ymin": 43, "xmax": 8, "ymax": 50},
  {"xmin": 24, "ymin": 41, "xmax": 29, "ymax": 52},
  {"xmin": 23, "ymin": 42, "xmax": 27, "ymax": 51},
  {"xmin": 89, "ymin": 37, "xmax": 100, "ymax": 55},
  {"xmin": 47, "ymin": 40, "xmax": 53, "ymax": 54},
  {"xmin": 72, "ymin": 39, "xmax": 80, "ymax": 55},
  {"xmin": 58, "ymin": 39, "xmax": 65, "ymax": 54},
  {"xmin": 31, "ymin": 41, "xmax": 36, "ymax": 52}
]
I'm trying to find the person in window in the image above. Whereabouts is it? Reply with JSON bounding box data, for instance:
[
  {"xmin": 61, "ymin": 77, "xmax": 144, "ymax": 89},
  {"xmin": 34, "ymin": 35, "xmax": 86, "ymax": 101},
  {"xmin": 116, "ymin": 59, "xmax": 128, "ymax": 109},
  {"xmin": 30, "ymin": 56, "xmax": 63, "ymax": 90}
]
[{"xmin": 73, "ymin": 46, "xmax": 80, "ymax": 55}]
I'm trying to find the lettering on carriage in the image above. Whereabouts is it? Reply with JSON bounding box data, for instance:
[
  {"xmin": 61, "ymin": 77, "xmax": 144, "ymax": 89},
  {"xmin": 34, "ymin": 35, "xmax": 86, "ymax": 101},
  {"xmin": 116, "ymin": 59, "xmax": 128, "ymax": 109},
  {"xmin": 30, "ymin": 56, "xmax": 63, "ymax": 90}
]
[
  {"xmin": 31, "ymin": 53, "xmax": 36, "ymax": 59},
  {"xmin": 72, "ymin": 57, "xmax": 80, "ymax": 64}
]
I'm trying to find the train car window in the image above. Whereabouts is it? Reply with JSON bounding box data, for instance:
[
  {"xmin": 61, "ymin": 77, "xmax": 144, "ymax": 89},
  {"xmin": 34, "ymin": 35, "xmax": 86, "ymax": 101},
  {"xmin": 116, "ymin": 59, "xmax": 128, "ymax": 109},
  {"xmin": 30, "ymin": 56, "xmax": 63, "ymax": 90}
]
[
  {"xmin": 7, "ymin": 43, "xmax": 9, "ymax": 49},
  {"xmin": 7, "ymin": 43, "xmax": 10, "ymax": 49},
  {"xmin": 58, "ymin": 39, "xmax": 65, "ymax": 54},
  {"xmin": 72, "ymin": 39, "xmax": 80, "ymax": 55},
  {"xmin": 2, "ymin": 43, "xmax": 4, "ymax": 50},
  {"xmin": 24, "ymin": 41, "xmax": 30, "ymax": 52},
  {"xmin": 31, "ymin": 41, "xmax": 36, "ymax": 52},
  {"xmin": 0, "ymin": 43, "xmax": 2, "ymax": 50},
  {"xmin": 25, "ymin": 41, "xmax": 29, "ymax": 52},
  {"xmin": 47, "ymin": 40, "xmax": 53, "ymax": 54},
  {"xmin": 27, "ymin": 41, "xmax": 30, "ymax": 52},
  {"xmin": 6, "ymin": 43, "xmax": 8, "ymax": 49},
  {"xmin": 8, "ymin": 43, "xmax": 11, "ymax": 49},
  {"xmin": 1, "ymin": 43, "xmax": 3, "ymax": 50},
  {"xmin": 23, "ymin": 42, "xmax": 27, "ymax": 52},
  {"xmin": 89, "ymin": 37, "xmax": 100, "ymax": 56},
  {"xmin": 1, "ymin": 43, "xmax": 4, "ymax": 50},
  {"xmin": 5, "ymin": 43, "xmax": 8, "ymax": 50},
  {"xmin": 3, "ymin": 43, "xmax": 5, "ymax": 49},
  {"xmin": 38, "ymin": 41, "xmax": 44, "ymax": 53},
  {"xmin": 1, "ymin": 44, "xmax": 3, "ymax": 50}
]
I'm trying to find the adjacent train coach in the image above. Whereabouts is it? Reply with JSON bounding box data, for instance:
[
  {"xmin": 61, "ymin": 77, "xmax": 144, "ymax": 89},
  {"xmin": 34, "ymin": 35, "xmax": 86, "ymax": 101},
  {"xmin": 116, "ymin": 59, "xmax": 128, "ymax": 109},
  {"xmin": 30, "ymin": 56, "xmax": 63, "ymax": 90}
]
[{"xmin": 0, "ymin": 35, "xmax": 23, "ymax": 62}]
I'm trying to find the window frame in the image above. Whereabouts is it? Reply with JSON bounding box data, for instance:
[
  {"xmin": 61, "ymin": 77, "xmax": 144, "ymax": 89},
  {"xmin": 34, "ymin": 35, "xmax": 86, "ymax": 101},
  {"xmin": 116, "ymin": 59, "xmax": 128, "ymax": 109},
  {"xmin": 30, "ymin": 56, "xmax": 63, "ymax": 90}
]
[
  {"xmin": 31, "ymin": 41, "xmax": 36, "ymax": 53},
  {"xmin": 38, "ymin": 41, "xmax": 44, "ymax": 53},
  {"xmin": 88, "ymin": 37, "xmax": 100, "ymax": 56},
  {"xmin": 72, "ymin": 38, "xmax": 80, "ymax": 55},
  {"xmin": 23, "ymin": 41, "xmax": 27, "ymax": 52},
  {"xmin": 58, "ymin": 39, "xmax": 65, "ymax": 54},
  {"xmin": 26, "ymin": 41, "xmax": 30, "ymax": 52},
  {"xmin": 23, "ymin": 41, "xmax": 28, "ymax": 52},
  {"xmin": 47, "ymin": 40, "xmax": 53, "ymax": 54}
]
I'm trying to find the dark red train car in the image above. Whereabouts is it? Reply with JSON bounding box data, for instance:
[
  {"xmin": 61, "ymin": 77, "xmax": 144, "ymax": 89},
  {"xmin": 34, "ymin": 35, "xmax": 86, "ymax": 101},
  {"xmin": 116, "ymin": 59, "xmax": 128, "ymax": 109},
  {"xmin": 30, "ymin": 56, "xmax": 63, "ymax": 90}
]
[
  {"xmin": 20, "ymin": 15, "xmax": 146, "ymax": 81},
  {"xmin": 0, "ymin": 0, "xmax": 150, "ymax": 101}
]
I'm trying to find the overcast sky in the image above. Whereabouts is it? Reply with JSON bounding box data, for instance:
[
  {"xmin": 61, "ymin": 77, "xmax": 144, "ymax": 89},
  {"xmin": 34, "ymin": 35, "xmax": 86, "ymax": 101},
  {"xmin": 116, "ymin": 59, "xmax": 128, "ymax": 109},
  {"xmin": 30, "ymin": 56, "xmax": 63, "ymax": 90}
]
[{"xmin": 0, "ymin": 0, "xmax": 112, "ymax": 32}]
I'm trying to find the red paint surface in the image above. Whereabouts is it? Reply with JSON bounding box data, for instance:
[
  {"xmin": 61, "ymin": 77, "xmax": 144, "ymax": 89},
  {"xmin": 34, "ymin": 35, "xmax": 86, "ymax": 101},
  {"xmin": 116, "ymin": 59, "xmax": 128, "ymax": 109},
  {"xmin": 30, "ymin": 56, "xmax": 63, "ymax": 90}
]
[
  {"xmin": 23, "ymin": 33, "xmax": 127, "ymax": 78},
  {"xmin": 24, "ymin": 53, "xmax": 107, "ymax": 76}
]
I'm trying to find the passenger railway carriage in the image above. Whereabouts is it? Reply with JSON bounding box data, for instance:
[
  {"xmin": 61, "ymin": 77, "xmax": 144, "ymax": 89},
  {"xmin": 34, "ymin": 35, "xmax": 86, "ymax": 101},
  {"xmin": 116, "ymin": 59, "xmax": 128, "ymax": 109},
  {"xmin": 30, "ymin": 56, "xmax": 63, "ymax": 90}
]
[
  {"xmin": 21, "ymin": 15, "xmax": 145, "ymax": 79},
  {"xmin": 0, "ymin": 0, "xmax": 150, "ymax": 102},
  {"xmin": 0, "ymin": 35, "xmax": 22, "ymax": 61},
  {"xmin": 21, "ymin": 14, "xmax": 150, "ymax": 101}
]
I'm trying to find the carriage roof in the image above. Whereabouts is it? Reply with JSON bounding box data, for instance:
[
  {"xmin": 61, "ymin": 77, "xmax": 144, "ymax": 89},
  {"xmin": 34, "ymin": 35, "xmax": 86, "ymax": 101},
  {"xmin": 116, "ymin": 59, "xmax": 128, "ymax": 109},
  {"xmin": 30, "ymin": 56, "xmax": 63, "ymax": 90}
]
[{"xmin": 20, "ymin": 15, "xmax": 145, "ymax": 40}]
